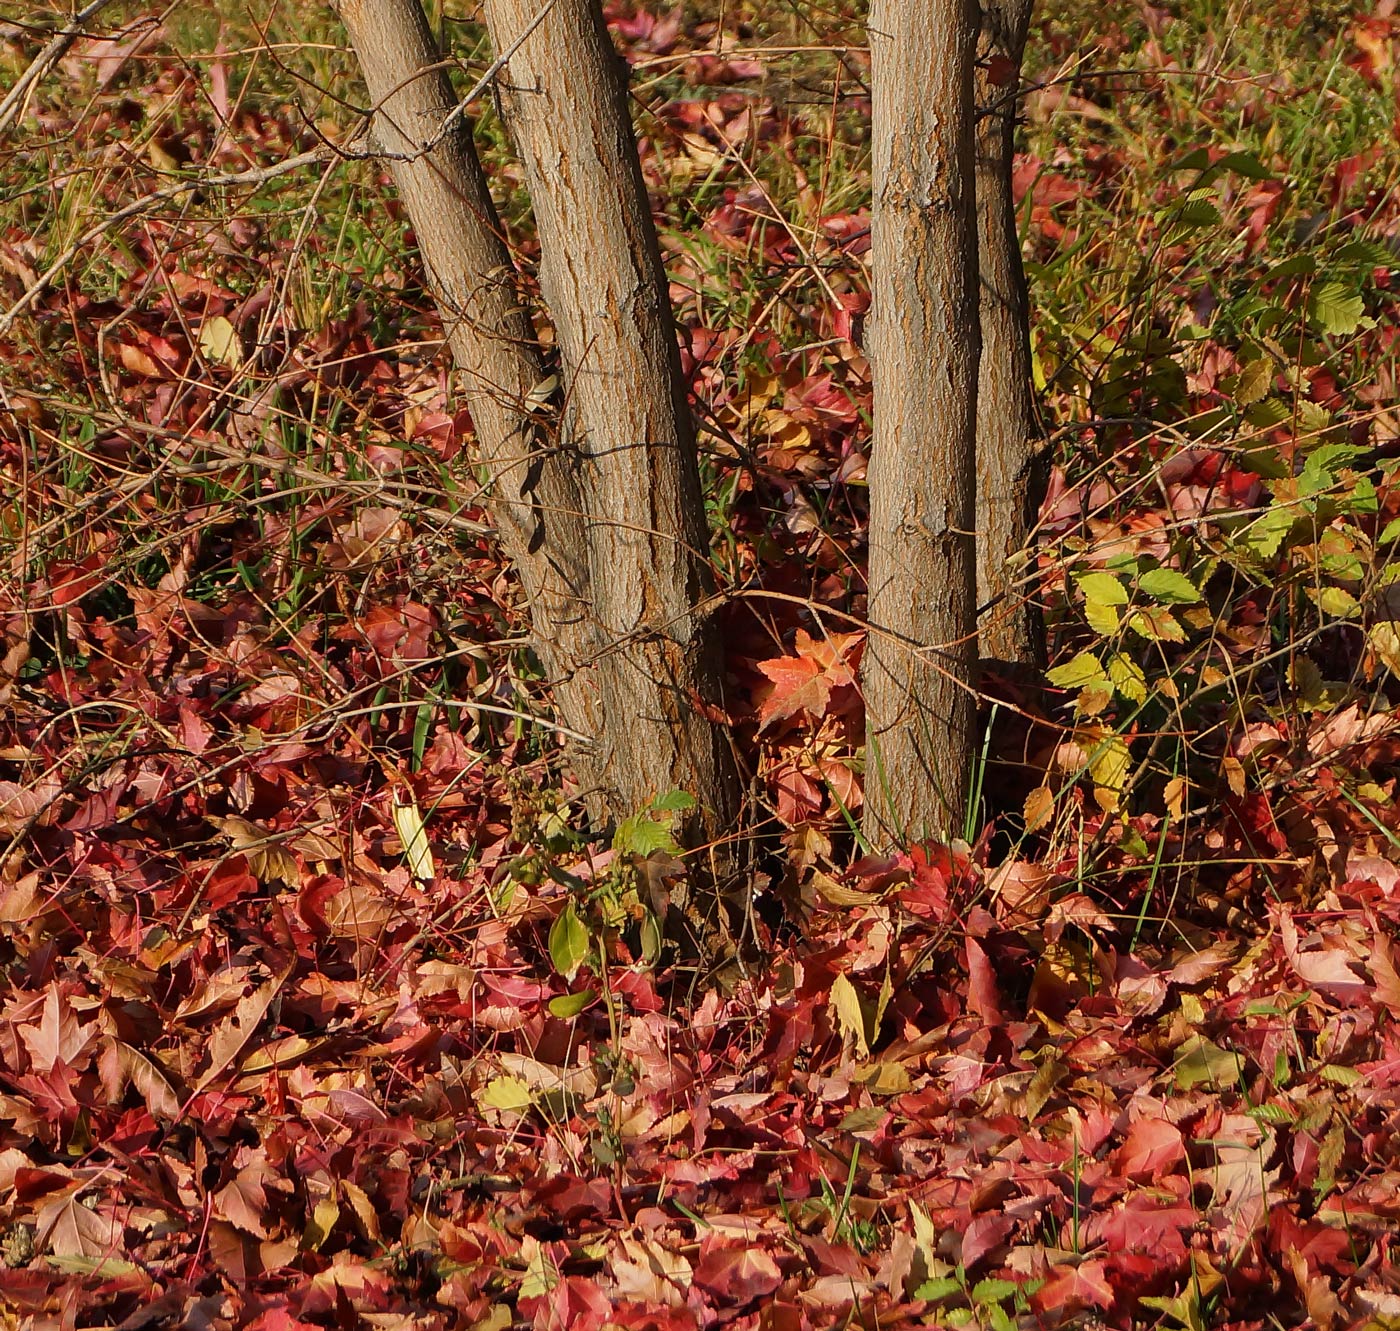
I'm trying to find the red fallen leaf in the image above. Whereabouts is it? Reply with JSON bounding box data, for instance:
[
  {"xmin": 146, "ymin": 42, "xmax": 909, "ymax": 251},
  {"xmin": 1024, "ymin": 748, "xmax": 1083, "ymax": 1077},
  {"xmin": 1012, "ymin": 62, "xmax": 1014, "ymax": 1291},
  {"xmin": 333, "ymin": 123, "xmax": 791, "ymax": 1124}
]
[
  {"xmin": 1112, "ymin": 1115, "xmax": 1185, "ymax": 1182},
  {"xmin": 965, "ymin": 938, "xmax": 1003, "ymax": 1027},
  {"xmin": 521, "ymin": 1275, "xmax": 612, "ymax": 1331},
  {"xmin": 1088, "ymin": 1194, "xmax": 1193, "ymax": 1261},
  {"xmin": 1368, "ymin": 929, "xmax": 1400, "ymax": 1015},
  {"xmin": 754, "ymin": 629, "xmax": 861, "ymax": 730},
  {"xmin": 960, "ymin": 1212, "xmax": 1015, "ymax": 1269},
  {"xmin": 1031, "ymin": 1259, "xmax": 1115, "ymax": 1316},
  {"xmin": 18, "ymin": 985, "xmax": 96, "ymax": 1074},
  {"xmin": 693, "ymin": 1239, "xmax": 783, "ymax": 1304}
]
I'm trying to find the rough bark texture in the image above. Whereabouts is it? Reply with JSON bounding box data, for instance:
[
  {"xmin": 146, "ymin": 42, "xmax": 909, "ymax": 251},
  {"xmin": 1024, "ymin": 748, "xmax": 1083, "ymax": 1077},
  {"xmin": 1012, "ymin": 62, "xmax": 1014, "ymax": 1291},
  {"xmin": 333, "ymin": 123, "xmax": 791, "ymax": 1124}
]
[
  {"xmin": 336, "ymin": 0, "xmax": 607, "ymax": 800},
  {"xmin": 975, "ymin": 0, "xmax": 1045, "ymax": 669},
  {"xmin": 862, "ymin": 0, "xmax": 981, "ymax": 846},
  {"xmin": 479, "ymin": 0, "xmax": 742, "ymax": 864}
]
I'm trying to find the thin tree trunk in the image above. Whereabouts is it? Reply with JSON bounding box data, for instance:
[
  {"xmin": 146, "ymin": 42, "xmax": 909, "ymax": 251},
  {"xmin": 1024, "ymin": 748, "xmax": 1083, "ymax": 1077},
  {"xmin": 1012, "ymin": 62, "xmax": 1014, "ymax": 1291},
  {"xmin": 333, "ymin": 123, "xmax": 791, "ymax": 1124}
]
[
  {"xmin": 336, "ymin": 0, "xmax": 607, "ymax": 802},
  {"xmin": 862, "ymin": 0, "xmax": 981, "ymax": 847},
  {"xmin": 479, "ymin": 0, "xmax": 742, "ymax": 869},
  {"xmin": 975, "ymin": 0, "xmax": 1045, "ymax": 670}
]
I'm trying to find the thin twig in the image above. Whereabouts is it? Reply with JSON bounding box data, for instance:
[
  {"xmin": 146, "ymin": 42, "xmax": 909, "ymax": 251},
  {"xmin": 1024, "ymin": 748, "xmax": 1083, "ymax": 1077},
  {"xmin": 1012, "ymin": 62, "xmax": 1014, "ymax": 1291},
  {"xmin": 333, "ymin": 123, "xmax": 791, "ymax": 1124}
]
[{"xmin": 0, "ymin": 0, "xmax": 122, "ymax": 134}]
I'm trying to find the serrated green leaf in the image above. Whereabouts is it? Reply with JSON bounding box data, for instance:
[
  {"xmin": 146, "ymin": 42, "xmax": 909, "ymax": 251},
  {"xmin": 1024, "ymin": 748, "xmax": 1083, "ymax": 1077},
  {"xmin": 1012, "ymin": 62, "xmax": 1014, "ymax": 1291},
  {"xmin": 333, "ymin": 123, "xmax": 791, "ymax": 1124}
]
[
  {"xmin": 1175, "ymin": 197, "xmax": 1222, "ymax": 228},
  {"xmin": 1308, "ymin": 282, "xmax": 1365, "ymax": 336},
  {"xmin": 613, "ymin": 813, "xmax": 676, "ymax": 857},
  {"xmin": 1309, "ymin": 585, "xmax": 1361, "ymax": 619},
  {"xmin": 1318, "ymin": 1063, "xmax": 1361, "ymax": 1087},
  {"xmin": 1378, "ymin": 517, "xmax": 1400, "ymax": 545},
  {"xmin": 548, "ymin": 989, "xmax": 596, "ymax": 1018},
  {"xmin": 1216, "ymin": 150, "xmax": 1274, "ymax": 180},
  {"xmin": 1139, "ymin": 568, "xmax": 1202, "ymax": 604},
  {"xmin": 548, "ymin": 902, "xmax": 591, "ymax": 981},
  {"xmin": 1047, "ymin": 651, "xmax": 1108, "ymax": 689},
  {"xmin": 651, "ymin": 789, "xmax": 696, "ymax": 813},
  {"xmin": 915, "ymin": 1277, "xmax": 963, "ymax": 1302},
  {"xmin": 1077, "ymin": 571, "xmax": 1129, "ymax": 605},
  {"xmin": 1237, "ymin": 505, "xmax": 1298, "ymax": 560},
  {"xmin": 1107, "ymin": 653, "xmax": 1147, "ymax": 703},
  {"xmin": 972, "ymin": 1278, "xmax": 1019, "ymax": 1304},
  {"xmin": 1232, "ymin": 355, "xmax": 1274, "ymax": 406},
  {"xmin": 1245, "ymin": 397, "xmax": 1293, "ymax": 429},
  {"xmin": 1084, "ymin": 599, "xmax": 1120, "ymax": 637}
]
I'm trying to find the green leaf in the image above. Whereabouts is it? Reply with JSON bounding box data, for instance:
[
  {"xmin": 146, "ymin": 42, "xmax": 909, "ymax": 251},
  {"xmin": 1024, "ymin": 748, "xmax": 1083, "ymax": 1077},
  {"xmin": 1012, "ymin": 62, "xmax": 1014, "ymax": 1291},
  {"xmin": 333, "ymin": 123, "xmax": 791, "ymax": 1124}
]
[
  {"xmin": 1308, "ymin": 586, "xmax": 1361, "ymax": 619},
  {"xmin": 651, "ymin": 789, "xmax": 696, "ymax": 813},
  {"xmin": 1216, "ymin": 150, "xmax": 1274, "ymax": 179},
  {"xmin": 1107, "ymin": 653, "xmax": 1147, "ymax": 703},
  {"xmin": 1047, "ymin": 651, "xmax": 1108, "ymax": 689},
  {"xmin": 1237, "ymin": 505, "xmax": 1298, "ymax": 560},
  {"xmin": 915, "ymin": 1277, "xmax": 963, "ymax": 1303},
  {"xmin": 1076, "ymin": 571, "xmax": 1128, "ymax": 605},
  {"xmin": 1231, "ymin": 355, "xmax": 1274, "ymax": 406},
  {"xmin": 1378, "ymin": 516, "xmax": 1400, "ymax": 545},
  {"xmin": 548, "ymin": 902, "xmax": 591, "ymax": 981},
  {"xmin": 1174, "ymin": 1035, "xmax": 1244, "ymax": 1090},
  {"xmin": 1245, "ymin": 397, "xmax": 1293, "ymax": 429},
  {"xmin": 1171, "ymin": 147, "xmax": 1213, "ymax": 172},
  {"xmin": 640, "ymin": 909, "xmax": 663, "ymax": 967},
  {"xmin": 548, "ymin": 989, "xmax": 596, "ymax": 1018},
  {"xmin": 1138, "ymin": 568, "xmax": 1203, "ymax": 604},
  {"xmin": 1308, "ymin": 282, "xmax": 1365, "ymax": 336},
  {"xmin": 613, "ymin": 813, "xmax": 676, "ymax": 857},
  {"xmin": 1084, "ymin": 599, "xmax": 1120, "ymax": 637},
  {"xmin": 972, "ymin": 1278, "xmax": 1019, "ymax": 1305},
  {"xmin": 1175, "ymin": 196, "xmax": 1222, "ymax": 228}
]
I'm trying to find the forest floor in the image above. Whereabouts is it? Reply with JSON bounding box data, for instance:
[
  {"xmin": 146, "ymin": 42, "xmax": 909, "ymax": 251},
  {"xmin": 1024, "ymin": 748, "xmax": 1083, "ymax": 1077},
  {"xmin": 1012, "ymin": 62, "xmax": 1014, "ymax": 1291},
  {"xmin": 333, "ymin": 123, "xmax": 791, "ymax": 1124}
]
[{"xmin": 2, "ymin": 0, "xmax": 1400, "ymax": 1327}]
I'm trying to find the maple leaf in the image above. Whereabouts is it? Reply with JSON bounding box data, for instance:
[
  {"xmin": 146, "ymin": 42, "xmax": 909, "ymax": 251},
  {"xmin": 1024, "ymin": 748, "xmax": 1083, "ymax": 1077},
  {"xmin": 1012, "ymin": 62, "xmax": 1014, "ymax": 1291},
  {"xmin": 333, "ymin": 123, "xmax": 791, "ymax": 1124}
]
[
  {"xmin": 18, "ymin": 986, "xmax": 95, "ymax": 1075},
  {"xmin": 754, "ymin": 629, "xmax": 861, "ymax": 730},
  {"xmin": 1031, "ymin": 1259, "xmax": 1115, "ymax": 1316}
]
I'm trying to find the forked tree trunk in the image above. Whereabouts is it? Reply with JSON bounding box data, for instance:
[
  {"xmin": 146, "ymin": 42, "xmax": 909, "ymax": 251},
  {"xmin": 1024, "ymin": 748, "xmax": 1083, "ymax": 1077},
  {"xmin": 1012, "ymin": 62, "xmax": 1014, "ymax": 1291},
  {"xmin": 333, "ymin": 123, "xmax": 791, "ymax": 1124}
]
[
  {"xmin": 338, "ymin": 0, "xmax": 743, "ymax": 886},
  {"xmin": 862, "ymin": 0, "xmax": 981, "ymax": 846},
  {"xmin": 336, "ymin": 0, "xmax": 607, "ymax": 802},
  {"xmin": 974, "ymin": 0, "xmax": 1045, "ymax": 670},
  {"xmin": 479, "ymin": 0, "xmax": 742, "ymax": 866}
]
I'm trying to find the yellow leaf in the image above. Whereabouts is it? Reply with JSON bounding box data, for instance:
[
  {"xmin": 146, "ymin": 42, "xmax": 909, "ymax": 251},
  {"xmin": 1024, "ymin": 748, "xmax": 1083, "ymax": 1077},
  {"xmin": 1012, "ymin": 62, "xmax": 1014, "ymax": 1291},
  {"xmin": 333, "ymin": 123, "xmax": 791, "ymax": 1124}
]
[
  {"xmin": 1221, "ymin": 755, "xmax": 1246, "ymax": 797},
  {"xmin": 1024, "ymin": 785, "xmax": 1054, "ymax": 832},
  {"xmin": 198, "ymin": 315, "xmax": 243, "ymax": 369},
  {"xmin": 477, "ymin": 1075, "xmax": 533, "ymax": 1113},
  {"xmin": 829, "ymin": 972, "xmax": 870, "ymax": 1058},
  {"xmin": 1163, "ymin": 776, "xmax": 1187, "ymax": 821},
  {"xmin": 391, "ymin": 791, "xmax": 435, "ymax": 882}
]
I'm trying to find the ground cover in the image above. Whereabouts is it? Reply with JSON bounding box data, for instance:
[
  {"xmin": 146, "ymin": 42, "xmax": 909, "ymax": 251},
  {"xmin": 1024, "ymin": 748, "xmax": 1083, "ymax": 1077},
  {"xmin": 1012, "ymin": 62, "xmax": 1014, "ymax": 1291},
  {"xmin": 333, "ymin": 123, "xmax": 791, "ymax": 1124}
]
[{"xmin": 2, "ymin": 0, "xmax": 1400, "ymax": 1326}]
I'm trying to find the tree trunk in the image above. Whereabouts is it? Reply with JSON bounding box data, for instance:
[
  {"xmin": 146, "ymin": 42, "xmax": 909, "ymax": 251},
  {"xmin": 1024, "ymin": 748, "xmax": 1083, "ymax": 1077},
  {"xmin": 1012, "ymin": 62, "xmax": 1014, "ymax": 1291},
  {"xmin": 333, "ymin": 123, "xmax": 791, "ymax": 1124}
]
[
  {"xmin": 479, "ymin": 0, "xmax": 742, "ymax": 864},
  {"xmin": 974, "ymin": 0, "xmax": 1045, "ymax": 670},
  {"xmin": 336, "ymin": 0, "xmax": 608, "ymax": 802},
  {"xmin": 861, "ymin": 0, "xmax": 981, "ymax": 847}
]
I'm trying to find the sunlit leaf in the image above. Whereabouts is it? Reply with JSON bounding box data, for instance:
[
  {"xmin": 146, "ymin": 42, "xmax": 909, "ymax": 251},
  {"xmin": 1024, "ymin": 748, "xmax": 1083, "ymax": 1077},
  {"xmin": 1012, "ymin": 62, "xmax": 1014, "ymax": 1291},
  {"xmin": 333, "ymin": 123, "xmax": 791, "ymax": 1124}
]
[{"xmin": 549, "ymin": 901, "xmax": 591, "ymax": 980}]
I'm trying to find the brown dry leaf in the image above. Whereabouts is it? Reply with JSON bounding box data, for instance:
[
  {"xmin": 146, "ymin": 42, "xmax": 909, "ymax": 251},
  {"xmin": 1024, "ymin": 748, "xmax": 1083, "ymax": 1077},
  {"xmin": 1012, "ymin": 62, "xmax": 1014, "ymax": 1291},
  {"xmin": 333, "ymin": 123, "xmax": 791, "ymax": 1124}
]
[
  {"xmin": 1023, "ymin": 785, "xmax": 1054, "ymax": 832},
  {"xmin": 190, "ymin": 964, "xmax": 293, "ymax": 1100},
  {"xmin": 210, "ymin": 817, "xmax": 297, "ymax": 884},
  {"xmin": 36, "ymin": 1189, "xmax": 121, "ymax": 1260}
]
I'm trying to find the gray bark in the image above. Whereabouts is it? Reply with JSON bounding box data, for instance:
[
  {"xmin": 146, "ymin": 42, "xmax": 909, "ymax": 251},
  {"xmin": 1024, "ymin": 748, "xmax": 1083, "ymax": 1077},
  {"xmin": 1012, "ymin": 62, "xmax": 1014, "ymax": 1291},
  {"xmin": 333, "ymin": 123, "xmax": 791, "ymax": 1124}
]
[
  {"xmin": 336, "ymin": 0, "xmax": 607, "ymax": 800},
  {"xmin": 478, "ymin": 0, "xmax": 742, "ymax": 869},
  {"xmin": 862, "ymin": 0, "xmax": 981, "ymax": 846},
  {"xmin": 975, "ymin": 0, "xmax": 1045, "ymax": 670}
]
